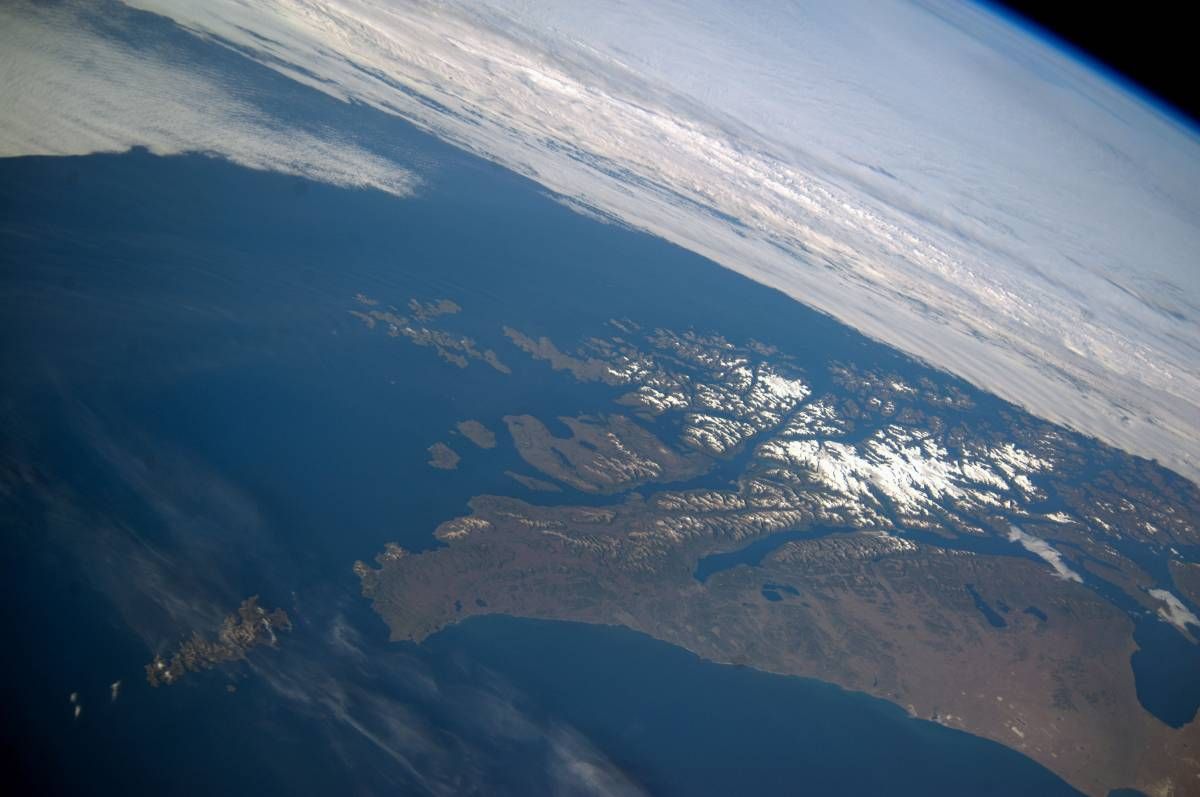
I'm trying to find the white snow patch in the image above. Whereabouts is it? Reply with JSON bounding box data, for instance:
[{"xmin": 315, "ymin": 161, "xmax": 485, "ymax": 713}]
[
  {"xmin": 781, "ymin": 400, "xmax": 845, "ymax": 438},
  {"xmin": 765, "ymin": 427, "xmax": 1019, "ymax": 515},
  {"xmin": 959, "ymin": 460, "xmax": 1010, "ymax": 490},
  {"xmin": 775, "ymin": 428, "xmax": 963, "ymax": 514},
  {"xmin": 758, "ymin": 371, "xmax": 810, "ymax": 402},
  {"xmin": 990, "ymin": 444, "xmax": 1051, "ymax": 477}
]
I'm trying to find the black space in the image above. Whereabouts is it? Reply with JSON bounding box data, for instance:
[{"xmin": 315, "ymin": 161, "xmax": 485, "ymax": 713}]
[{"xmin": 994, "ymin": 1, "xmax": 1198, "ymax": 126}]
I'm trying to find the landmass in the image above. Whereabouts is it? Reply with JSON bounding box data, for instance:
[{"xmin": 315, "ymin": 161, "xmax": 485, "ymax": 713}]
[
  {"xmin": 504, "ymin": 413, "xmax": 709, "ymax": 493},
  {"xmin": 146, "ymin": 597, "xmax": 291, "ymax": 687},
  {"xmin": 427, "ymin": 442, "xmax": 460, "ymax": 470},
  {"xmin": 361, "ymin": 515, "xmax": 1193, "ymax": 796},
  {"xmin": 1171, "ymin": 560, "xmax": 1200, "ymax": 611},
  {"xmin": 505, "ymin": 470, "xmax": 562, "ymax": 493},
  {"xmin": 408, "ymin": 298, "xmax": 460, "ymax": 322},
  {"xmin": 354, "ymin": 316, "xmax": 1200, "ymax": 795},
  {"xmin": 351, "ymin": 294, "xmax": 510, "ymax": 373},
  {"xmin": 456, "ymin": 419, "xmax": 497, "ymax": 449}
]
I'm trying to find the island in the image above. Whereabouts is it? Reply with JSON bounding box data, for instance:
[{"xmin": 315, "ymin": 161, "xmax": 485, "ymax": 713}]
[
  {"xmin": 146, "ymin": 597, "xmax": 291, "ymax": 687},
  {"xmin": 427, "ymin": 442, "xmax": 460, "ymax": 470},
  {"xmin": 456, "ymin": 419, "xmax": 497, "ymax": 449},
  {"xmin": 351, "ymin": 293, "xmax": 510, "ymax": 373},
  {"xmin": 505, "ymin": 470, "xmax": 563, "ymax": 493}
]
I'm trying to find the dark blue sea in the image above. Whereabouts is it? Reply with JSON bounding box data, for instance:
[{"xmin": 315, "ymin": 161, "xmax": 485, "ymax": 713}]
[{"xmin": 0, "ymin": 6, "xmax": 1191, "ymax": 794}]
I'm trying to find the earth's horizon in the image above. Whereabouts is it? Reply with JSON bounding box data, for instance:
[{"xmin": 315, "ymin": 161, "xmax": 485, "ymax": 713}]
[{"xmin": 2, "ymin": 2, "xmax": 1199, "ymax": 796}]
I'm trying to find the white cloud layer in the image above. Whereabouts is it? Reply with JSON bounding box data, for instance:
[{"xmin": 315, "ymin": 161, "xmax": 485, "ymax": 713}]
[
  {"xmin": 1148, "ymin": 589, "xmax": 1200, "ymax": 634},
  {"xmin": 0, "ymin": 3, "xmax": 416, "ymax": 197},
  {"xmin": 1007, "ymin": 526, "xmax": 1083, "ymax": 583},
  {"xmin": 5, "ymin": 0, "xmax": 1199, "ymax": 481}
]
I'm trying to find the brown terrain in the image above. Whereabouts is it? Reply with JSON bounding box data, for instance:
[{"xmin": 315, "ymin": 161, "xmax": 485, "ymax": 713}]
[
  {"xmin": 427, "ymin": 442, "xmax": 460, "ymax": 470},
  {"xmin": 456, "ymin": 419, "xmax": 497, "ymax": 449},
  {"xmin": 358, "ymin": 491, "xmax": 1200, "ymax": 796},
  {"xmin": 349, "ymin": 311, "xmax": 1200, "ymax": 796},
  {"xmin": 504, "ymin": 413, "xmax": 709, "ymax": 493},
  {"xmin": 146, "ymin": 597, "xmax": 290, "ymax": 687}
]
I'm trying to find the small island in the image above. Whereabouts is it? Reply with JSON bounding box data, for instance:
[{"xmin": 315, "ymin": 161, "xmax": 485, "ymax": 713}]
[
  {"xmin": 505, "ymin": 470, "xmax": 562, "ymax": 492},
  {"xmin": 427, "ymin": 442, "xmax": 460, "ymax": 470},
  {"xmin": 351, "ymin": 293, "xmax": 511, "ymax": 373},
  {"xmin": 456, "ymin": 419, "xmax": 497, "ymax": 449},
  {"xmin": 146, "ymin": 597, "xmax": 291, "ymax": 687}
]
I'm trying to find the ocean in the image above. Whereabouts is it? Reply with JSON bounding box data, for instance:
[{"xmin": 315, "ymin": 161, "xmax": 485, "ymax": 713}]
[{"xmin": 0, "ymin": 15, "xmax": 1188, "ymax": 791}]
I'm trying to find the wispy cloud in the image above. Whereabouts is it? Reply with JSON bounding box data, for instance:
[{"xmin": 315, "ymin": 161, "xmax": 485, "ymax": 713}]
[
  {"xmin": 249, "ymin": 610, "xmax": 648, "ymax": 797},
  {"xmin": 93, "ymin": 0, "xmax": 1200, "ymax": 483},
  {"xmin": 1008, "ymin": 525, "xmax": 1083, "ymax": 583},
  {"xmin": 1148, "ymin": 589, "xmax": 1200, "ymax": 634},
  {"xmin": 0, "ymin": 2, "xmax": 416, "ymax": 197},
  {"xmin": 543, "ymin": 726, "xmax": 649, "ymax": 797}
]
